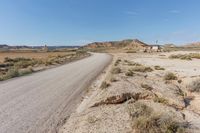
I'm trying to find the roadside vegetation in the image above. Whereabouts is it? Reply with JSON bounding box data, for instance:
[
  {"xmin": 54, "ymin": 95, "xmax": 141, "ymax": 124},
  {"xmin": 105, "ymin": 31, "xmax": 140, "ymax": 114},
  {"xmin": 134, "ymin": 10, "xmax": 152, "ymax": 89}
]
[
  {"xmin": 0, "ymin": 50, "xmax": 90, "ymax": 81},
  {"xmin": 169, "ymin": 53, "xmax": 200, "ymax": 60}
]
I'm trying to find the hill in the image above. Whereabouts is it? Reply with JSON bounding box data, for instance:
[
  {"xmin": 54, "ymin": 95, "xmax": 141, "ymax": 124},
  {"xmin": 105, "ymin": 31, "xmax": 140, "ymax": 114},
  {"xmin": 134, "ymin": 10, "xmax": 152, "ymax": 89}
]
[{"xmin": 83, "ymin": 39, "xmax": 149, "ymax": 50}]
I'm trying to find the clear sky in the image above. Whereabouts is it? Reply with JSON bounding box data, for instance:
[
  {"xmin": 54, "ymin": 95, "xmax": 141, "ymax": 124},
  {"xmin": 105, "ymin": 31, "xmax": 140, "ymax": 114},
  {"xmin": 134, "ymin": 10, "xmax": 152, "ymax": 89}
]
[{"xmin": 0, "ymin": 0, "xmax": 200, "ymax": 46}]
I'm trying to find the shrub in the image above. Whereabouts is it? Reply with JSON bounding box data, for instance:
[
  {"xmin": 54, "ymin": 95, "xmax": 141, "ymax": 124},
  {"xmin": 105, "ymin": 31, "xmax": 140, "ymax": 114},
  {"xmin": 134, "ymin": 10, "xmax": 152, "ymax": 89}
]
[
  {"xmin": 111, "ymin": 67, "xmax": 121, "ymax": 74},
  {"xmin": 129, "ymin": 102, "xmax": 186, "ymax": 133},
  {"xmin": 154, "ymin": 65, "xmax": 165, "ymax": 70},
  {"xmin": 100, "ymin": 81, "xmax": 110, "ymax": 89},
  {"xmin": 188, "ymin": 79, "xmax": 200, "ymax": 92},
  {"xmin": 153, "ymin": 96, "xmax": 168, "ymax": 104},
  {"xmin": 132, "ymin": 66, "xmax": 153, "ymax": 73},
  {"xmin": 141, "ymin": 83, "xmax": 153, "ymax": 91},
  {"xmin": 110, "ymin": 77, "xmax": 117, "ymax": 82},
  {"xmin": 114, "ymin": 59, "xmax": 121, "ymax": 66},
  {"xmin": 164, "ymin": 72, "xmax": 177, "ymax": 80},
  {"xmin": 0, "ymin": 68, "xmax": 19, "ymax": 80},
  {"xmin": 133, "ymin": 113, "xmax": 186, "ymax": 133},
  {"xmin": 19, "ymin": 67, "xmax": 34, "ymax": 76},
  {"xmin": 169, "ymin": 54, "xmax": 192, "ymax": 60},
  {"xmin": 125, "ymin": 70, "xmax": 134, "ymax": 76}
]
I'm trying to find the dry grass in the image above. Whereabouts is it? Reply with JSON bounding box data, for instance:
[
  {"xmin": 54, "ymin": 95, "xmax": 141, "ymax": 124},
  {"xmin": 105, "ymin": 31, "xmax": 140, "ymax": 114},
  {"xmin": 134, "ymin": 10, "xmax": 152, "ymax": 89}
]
[
  {"xmin": 100, "ymin": 81, "xmax": 110, "ymax": 89},
  {"xmin": 153, "ymin": 96, "xmax": 169, "ymax": 104},
  {"xmin": 125, "ymin": 70, "xmax": 134, "ymax": 76},
  {"xmin": 164, "ymin": 72, "xmax": 177, "ymax": 80},
  {"xmin": 111, "ymin": 67, "xmax": 121, "ymax": 74},
  {"xmin": 169, "ymin": 53, "xmax": 200, "ymax": 60},
  {"xmin": 114, "ymin": 59, "xmax": 121, "ymax": 66},
  {"xmin": 132, "ymin": 65, "xmax": 153, "ymax": 73},
  {"xmin": 188, "ymin": 78, "xmax": 200, "ymax": 92},
  {"xmin": 154, "ymin": 65, "xmax": 165, "ymax": 70},
  {"xmin": 169, "ymin": 54, "xmax": 192, "ymax": 60},
  {"xmin": 141, "ymin": 83, "xmax": 153, "ymax": 91},
  {"xmin": 128, "ymin": 102, "xmax": 186, "ymax": 133},
  {"xmin": 0, "ymin": 50, "xmax": 90, "ymax": 81}
]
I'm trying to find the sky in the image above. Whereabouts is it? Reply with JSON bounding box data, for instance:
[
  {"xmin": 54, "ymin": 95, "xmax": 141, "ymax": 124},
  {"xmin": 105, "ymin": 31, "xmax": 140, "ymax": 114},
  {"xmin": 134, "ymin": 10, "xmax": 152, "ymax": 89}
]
[{"xmin": 0, "ymin": 0, "xmax": 200, "ymax": 46}]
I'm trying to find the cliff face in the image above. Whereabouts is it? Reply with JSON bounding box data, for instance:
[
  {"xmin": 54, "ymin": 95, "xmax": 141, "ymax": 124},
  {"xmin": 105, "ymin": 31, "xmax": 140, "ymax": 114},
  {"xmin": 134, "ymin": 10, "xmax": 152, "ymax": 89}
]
[{"xmin": 83, "ymin": 39, "xmax": 149, "ymax": 49}]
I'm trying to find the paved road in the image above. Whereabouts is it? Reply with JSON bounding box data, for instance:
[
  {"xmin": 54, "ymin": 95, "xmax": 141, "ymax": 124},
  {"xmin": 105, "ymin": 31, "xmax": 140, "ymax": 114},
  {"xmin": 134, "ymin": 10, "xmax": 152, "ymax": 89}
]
[{"xmin": 0, "ymin": 53, "xmax": 112, "ymax": 133}]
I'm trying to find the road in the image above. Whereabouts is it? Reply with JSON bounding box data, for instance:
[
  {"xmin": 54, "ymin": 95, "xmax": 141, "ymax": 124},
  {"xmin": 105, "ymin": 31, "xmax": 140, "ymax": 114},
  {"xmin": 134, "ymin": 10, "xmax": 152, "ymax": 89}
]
[{"xmin": 0, "ymin": 53, "xmax": 112, "ymax": 133}]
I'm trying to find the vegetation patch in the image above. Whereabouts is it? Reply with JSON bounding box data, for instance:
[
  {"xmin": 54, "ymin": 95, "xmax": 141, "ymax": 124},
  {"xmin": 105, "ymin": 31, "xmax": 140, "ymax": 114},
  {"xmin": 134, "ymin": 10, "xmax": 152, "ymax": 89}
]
[
  {"xmin": 125, "ymin": 70, "xmax": 134, "ymax": 76},
  {"xmin": 154, "ymin": 65, "xmax": 165, "ymax": 70},
  {"xmin": 188, "ymin": 78, "xmax": 200, "ymax": 92},
  {"xmin": 164, "ymin": 72, "xmax": 178, "ymax": 80},
  {"xmin": 153, "ymin": 96, "xmax": 169, "ymax": 104},
  {"xmin": 128, "ymin": 102, "xmax": 187, "ymax": 133},
  {"xmin": 141, "ymin": 83, "xmax": 153, "ymax": 91},
  {"xmin": 132, "ymin": 66, "xmax": 153, "ymax": 73},
  {"xmin": 100, "ymin": 81, "xmax": 110, "ymax": 89},
  {"xmin": 111, "ymin": 67, "xmax": 121, "ymax": 74},
  {"xmin": 114, "ymin": 59, "xmax": 121, "ymax": 66}
]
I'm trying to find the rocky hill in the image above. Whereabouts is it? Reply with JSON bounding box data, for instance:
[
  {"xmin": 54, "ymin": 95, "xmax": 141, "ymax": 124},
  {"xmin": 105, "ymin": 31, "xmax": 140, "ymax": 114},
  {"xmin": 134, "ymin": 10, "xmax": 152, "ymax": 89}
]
[{"xmin": 83, "ymin": 39, "xmax": 149, "ymax": 50}]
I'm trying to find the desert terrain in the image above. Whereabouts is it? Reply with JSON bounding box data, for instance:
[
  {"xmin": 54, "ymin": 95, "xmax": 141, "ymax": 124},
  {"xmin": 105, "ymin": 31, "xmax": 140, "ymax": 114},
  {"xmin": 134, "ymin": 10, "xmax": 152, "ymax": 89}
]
[{"xmin": 60, "ymin": 50, "xmax": 200, "ymax": 133}]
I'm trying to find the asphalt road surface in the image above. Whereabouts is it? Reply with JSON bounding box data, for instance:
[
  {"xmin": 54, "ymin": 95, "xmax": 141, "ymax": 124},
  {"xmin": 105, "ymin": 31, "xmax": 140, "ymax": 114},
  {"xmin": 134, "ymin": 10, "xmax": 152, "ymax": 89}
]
[{"xmin": 0, "ymin": 53, "xmax": 112, "ymax": 133}]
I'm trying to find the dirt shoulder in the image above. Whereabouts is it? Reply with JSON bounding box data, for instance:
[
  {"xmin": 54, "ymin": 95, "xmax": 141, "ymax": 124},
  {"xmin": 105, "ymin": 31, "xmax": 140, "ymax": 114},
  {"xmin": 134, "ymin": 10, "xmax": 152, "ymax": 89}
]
[{"xmin": 60, "ymin": 51, "xmax": 200, "ymax": 133}]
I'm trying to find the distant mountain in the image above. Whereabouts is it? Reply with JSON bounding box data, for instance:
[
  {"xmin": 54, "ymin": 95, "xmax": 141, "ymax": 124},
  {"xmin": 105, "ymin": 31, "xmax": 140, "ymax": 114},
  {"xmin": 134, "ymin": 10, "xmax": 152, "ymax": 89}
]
[
  {"xmin": 184, "ymin": 42, "xmax": 200, "ymax": 47},
  {"xmin": 83, "ymin": 39, "xmax": 149, "ymax": 49},
  {"xmin": 0, "ymin": 44, "xmax": 80, "ymax": 50}
]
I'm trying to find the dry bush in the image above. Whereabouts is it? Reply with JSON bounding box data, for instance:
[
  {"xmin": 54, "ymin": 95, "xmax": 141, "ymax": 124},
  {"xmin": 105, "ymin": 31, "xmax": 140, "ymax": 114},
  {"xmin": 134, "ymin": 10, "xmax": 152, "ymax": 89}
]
[
  {"xmin": 128, "ymin": 102, "xmax": 186, "ymax": 133},
  {"xmin": 141, "ymin": 83, "xmax": 153, "ymax": 91},
  {"xmin": 126, "ymin": 50, "xmax": 137, "ymax": 53},
  {"xmin": 164, "ymin": 72, "xmax": 177, "ymax": 80},
  {"xmin": 189, "ymin": 53, "xmax": 200, "ymax": 59},
  {"xmin": 132, "ymin": 66, "xmax": 153, "ymax": 73},
  {"xmin": 169, "ymin": 54, "xmax": 192, "ymax": 60},
  {"xmin": 114, "ymin": 59, "xmax": 121, "ymax": 66},
  {"xmin": 188, "ymin": 78, "xmax": 200, "ymax": 92},
  {"xmin": 110, "ymin": 76, "xmax": 117, "ymax": 82},
  {"xmin": 111, "ymin": 67, "xmax": 121, "ymax": 74},
  {"xmin": 125, "ymin": 70, "xmax": 134, "ymax": 76},
  {"xmin": 154, "ymin": 65, "xmax": 165, "ymax": 70},
  {"xmin": 153, "ymin": 96, "xmax": 168, "ymax": 104},
  {"xmin": 100, "ymin": 81, "xmax": 110, "ymax": 89},
  {"xmin": 0, "ymin": 67, "xmax": 19, "ymax": 81}
]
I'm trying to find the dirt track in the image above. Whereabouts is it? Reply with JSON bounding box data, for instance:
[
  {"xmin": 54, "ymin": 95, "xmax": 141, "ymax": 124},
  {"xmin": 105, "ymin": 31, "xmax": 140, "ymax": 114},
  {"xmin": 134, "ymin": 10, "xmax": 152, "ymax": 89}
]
[{"xmin": 0, "ymin": 53, "xmax": 112, "ymax": 133}]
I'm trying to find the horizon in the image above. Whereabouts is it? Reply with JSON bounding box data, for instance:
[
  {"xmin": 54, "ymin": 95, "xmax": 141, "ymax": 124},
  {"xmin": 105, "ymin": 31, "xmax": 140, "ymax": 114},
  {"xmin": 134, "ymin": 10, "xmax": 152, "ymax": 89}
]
[{"xmin": 1, "ymin": 0, "xmax": 200, "ymax": 46}]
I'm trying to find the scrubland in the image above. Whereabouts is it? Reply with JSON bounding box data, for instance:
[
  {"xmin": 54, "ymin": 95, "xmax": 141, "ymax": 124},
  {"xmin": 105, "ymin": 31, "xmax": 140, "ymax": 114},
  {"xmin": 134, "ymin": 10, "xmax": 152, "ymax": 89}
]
[
  {"xmin": 0, "ymin": 50, "xmax": 90, "ymax": 81},
  {"xmin": 60, "ymin": 51, "xmax": 200, "ymax": 133}
]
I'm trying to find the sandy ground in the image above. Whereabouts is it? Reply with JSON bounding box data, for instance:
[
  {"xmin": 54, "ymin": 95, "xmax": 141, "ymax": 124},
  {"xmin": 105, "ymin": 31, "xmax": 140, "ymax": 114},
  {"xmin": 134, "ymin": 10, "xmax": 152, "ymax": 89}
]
[
  {"xmin": 60, "ymin": 51, "xmax": 200, "ymax": 133},
  {"xmin": 0, "ymin": 53, "xmax": 111, "ymax": 133}
]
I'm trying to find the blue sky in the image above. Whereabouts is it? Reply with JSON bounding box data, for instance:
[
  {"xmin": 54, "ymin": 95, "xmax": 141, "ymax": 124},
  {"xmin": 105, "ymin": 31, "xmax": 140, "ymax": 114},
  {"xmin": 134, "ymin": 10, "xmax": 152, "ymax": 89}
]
[{"xmin": 0, "ymin": 0, "xmax": 200, "ymax": 46}]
